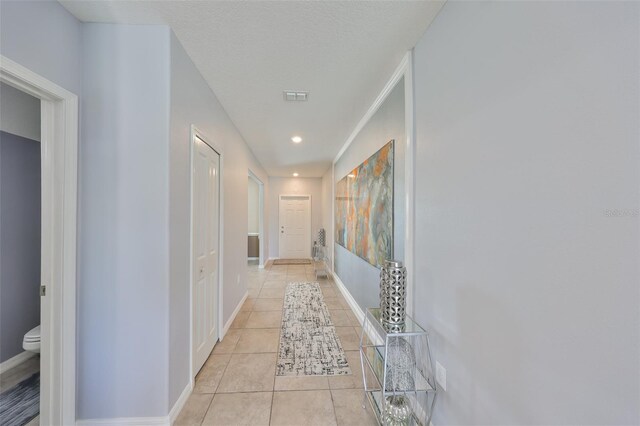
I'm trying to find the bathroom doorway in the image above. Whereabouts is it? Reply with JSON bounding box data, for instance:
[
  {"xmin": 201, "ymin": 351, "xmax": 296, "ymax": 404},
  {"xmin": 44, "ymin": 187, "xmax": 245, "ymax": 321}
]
[
  {"xmin": 0, "ymin": 82, "xmax": 41, "ymax": 426},
  {"xmin": 0, "ymin": 57, "xmax": 79, "ymax": 425},
  {"xmin": 248, "ymin": 170, "xmax": 265, "ymax": 268}
]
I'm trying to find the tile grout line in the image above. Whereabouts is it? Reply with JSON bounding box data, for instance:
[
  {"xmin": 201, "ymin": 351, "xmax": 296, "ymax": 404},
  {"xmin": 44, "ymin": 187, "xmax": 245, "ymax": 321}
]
[{"xmin": 197, "ymin": 392, "xmax": 216, "ymax": 426}]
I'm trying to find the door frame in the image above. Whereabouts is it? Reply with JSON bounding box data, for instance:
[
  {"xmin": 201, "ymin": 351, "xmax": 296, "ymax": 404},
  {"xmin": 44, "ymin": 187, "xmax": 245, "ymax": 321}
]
[
  {"xmin": 247, "ymin": 170, "xmax": 265, "ymax": 268},
  {"xmin": 0, "ymin": 56, "xmax": 78, "ymax": 424},
  {"xmin": 189, "ymin": 125, "xmax": 224, "ymax": 382},
  {"xmin": 278, "ymin": 194, "xmax": 312, "ymax": 259}
]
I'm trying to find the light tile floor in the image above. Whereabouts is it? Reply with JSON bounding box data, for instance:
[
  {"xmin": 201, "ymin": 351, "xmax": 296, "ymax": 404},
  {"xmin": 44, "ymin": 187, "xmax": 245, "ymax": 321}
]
[{"xmin": 175, "ymin": 262, "xmax": 377, "ymax": 426}]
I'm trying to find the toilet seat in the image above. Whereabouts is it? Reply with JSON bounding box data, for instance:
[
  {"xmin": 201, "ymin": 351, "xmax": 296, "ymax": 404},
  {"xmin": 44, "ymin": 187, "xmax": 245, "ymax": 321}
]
[
  {"xmin": 24, "ymin": 325, "xmax": 40, "ymax": 341},
  {"xmin": 23, "ymin": 325, "xmax": 41, "ymax": 353}
]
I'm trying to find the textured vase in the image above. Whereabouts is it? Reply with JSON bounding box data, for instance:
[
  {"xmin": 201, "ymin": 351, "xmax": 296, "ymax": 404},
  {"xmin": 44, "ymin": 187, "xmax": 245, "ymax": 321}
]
[
  {"xmin": 380, "ymin": 260, "xmax": 407, "ymax": 329},
  {"xmin": 385, "ymin": 337, "xmax": 416, "ymax": 392},
  {"xmin": 383, "ymin": 395, "xmax": 412, "ymax": 426},
  {"xmin": 379, "ymin": 266, "xmax": 390, "ymax": 323},
  {"xmin": 318, "ymin": 228, "xmax": 326, "ymax": 247}
]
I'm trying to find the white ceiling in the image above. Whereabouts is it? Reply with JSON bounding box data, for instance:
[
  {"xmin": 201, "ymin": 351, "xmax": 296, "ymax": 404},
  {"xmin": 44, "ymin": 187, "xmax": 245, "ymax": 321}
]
[{"xmin": 60, "ymin": 0, "xmax": 444, "ymax": 177}]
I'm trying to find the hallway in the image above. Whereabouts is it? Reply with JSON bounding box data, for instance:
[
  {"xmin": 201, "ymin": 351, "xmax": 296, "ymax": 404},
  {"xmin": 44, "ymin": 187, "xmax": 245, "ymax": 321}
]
[
  {"xmin": 1, "ymin": 0, "xmax": 638, "ymax": 424},
  {"xmin": 174, "ymin": 263, "xmax": 376, "ymax": 426}
]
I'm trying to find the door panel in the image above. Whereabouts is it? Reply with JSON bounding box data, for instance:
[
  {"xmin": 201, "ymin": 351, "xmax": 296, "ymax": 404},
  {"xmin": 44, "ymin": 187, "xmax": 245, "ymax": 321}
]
[
  {"xmin": 193, "ymin": 136, "xmax": 220, "ymax": 375},
  {"xmin": 279, "ymin": 196, "xmax": 310, "ymax": 258}
]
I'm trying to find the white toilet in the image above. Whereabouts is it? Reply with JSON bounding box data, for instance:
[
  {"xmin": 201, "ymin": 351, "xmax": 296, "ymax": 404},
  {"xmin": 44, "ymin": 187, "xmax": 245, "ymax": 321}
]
[{"xmin": 23, "ymin": 325, "xmax": 41, "ymax": 353}]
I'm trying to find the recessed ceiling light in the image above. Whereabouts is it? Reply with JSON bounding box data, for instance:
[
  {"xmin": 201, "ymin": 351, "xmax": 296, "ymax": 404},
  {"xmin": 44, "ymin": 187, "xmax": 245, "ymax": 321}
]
[
  {"xmin": 293, "ymin": 172, "xmax": 299, "ymax": 177},
  {"xmin": 291, "ymin": 136, "xmax": 302, "ymax": 143}
]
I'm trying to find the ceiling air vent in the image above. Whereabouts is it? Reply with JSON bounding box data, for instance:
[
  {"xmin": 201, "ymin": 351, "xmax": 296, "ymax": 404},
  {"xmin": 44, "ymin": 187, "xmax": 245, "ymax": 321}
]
[{"xmin": 283, "ymin": 91, "xmax": 308, "ymax": 102}]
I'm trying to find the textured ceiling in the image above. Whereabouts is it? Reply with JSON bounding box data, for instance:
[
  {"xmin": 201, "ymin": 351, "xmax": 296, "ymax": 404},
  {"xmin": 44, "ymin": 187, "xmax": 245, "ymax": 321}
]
[{"xmin": 60, "ymin": 1, "xmax": 444, "ymax": 177}]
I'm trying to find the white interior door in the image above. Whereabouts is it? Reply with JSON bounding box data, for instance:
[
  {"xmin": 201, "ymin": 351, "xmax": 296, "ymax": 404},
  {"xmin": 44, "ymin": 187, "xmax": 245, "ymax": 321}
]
[
  {"xmin": 192, "ymin": 135, "xmax": 220, "ymax": 375},
  {"xmin": 279, "ymin": 195, "xmax": 311, "ymax": 259}
]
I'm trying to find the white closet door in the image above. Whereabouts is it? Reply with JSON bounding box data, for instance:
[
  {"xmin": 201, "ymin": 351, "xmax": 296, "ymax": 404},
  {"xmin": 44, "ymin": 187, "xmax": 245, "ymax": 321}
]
[{"xmin": 192, "ymin": 136, "xmax": 220, "ymax": 375}]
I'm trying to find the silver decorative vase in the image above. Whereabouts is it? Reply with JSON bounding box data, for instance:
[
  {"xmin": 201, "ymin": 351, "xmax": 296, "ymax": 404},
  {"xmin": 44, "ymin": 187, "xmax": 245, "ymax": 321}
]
[
  {"xmin": 380, "ymin": 260, "xmax": 407, "ymax": 330},
  {"xmin": 383, "ymin": 395, "xmax": 412, "ymax": 426}
]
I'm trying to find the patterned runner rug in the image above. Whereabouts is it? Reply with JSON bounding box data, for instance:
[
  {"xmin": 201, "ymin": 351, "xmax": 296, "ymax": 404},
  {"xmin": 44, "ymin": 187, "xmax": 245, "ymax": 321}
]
[
  {"xmin": 277, "ymin": 282, "xmax": 351, "ymax": 376},
  {"xmin": 0, "ymin": 372, "xmax": 39, "ymax": 426}
]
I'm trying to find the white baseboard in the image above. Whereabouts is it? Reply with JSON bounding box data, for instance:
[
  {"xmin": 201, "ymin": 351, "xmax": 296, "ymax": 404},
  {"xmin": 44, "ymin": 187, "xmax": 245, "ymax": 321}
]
[
  {"xmin": 0, "ymin": 351, "xmax": 35, "ymax": 374},
  {"xmin": 77, "ymin": 381, "xmax": 193, "ymax": 426},
  {"xmin": 330, "ymin": 270, "xmax": 365, "ymax": 325},
  {"xmin": 169, "ymin": 381, "xmax": 193, "ymax": 425},
  {"xmin": 222, "ymin": 291, "xmax": 248, "ymax": 337},
  {"xmin": 331, "ymin": 270, "xmax": 384, "ymax": 346},
  {"xmin": 77, "ymin": 417, "xmax": 168, "ymax": 425},
  {"xmin": 264, "ymin": 257, "xmax": 279, "ymax": 268}
]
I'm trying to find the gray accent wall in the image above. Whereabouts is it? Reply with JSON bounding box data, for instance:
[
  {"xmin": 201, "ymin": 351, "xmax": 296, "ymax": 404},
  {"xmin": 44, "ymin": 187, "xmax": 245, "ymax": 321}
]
[
  {"xmin": 0, "ymin": 131, "xmax": 41, "ymax": 362},
  {"xmin": 0, "ymin": 83, "xmax": 41, "ymax": 142},
  {"xmin": 333, "ymin": 79, "xmax": 405, "ymax": 311},
  {"xmin": 412, "ymin": 2, "xmax": 639, "ymax": 424}
]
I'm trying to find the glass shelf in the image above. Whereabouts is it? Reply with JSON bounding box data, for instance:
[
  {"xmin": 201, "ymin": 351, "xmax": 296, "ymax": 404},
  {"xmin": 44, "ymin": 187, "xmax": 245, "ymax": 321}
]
[
  {"xmin": 359, "ymin": 308, "xmax": 437, "ymax": 426},
  {"xmin": 366, "ymin": 307, "xmax": 427, "ymax": 335},
  {"xmin": 361, "ymin": 344, "xmax": 435, "ymax": 393}
]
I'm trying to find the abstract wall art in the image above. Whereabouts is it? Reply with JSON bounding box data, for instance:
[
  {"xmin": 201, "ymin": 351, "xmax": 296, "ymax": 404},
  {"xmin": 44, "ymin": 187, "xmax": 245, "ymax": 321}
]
[{"xmin": 335, "ymin": 140, "xmax": 393, "ymax": 268}]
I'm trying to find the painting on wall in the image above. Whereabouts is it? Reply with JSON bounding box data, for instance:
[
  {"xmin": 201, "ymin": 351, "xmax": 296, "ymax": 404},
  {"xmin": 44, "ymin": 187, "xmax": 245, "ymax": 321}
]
[{"xmin": 335, "ymin": 140, "xmax": 393, "ymax": 268}]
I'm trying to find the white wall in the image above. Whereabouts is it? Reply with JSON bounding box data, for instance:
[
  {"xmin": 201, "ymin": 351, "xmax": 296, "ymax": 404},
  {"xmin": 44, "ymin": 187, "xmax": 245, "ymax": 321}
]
[
  {"xmin": 79, "ymin": 24, "xmax": 171, "ymax": 419},
  {"xmin": 412, "ymin": 2, "xmax": 639, "ymax": 424},
  {"xmin": 0, "ymin": 82, "xmax": 40, "ymax": 141},
  {"xmin": 169, "ymin": 32, "xmax": 269, "ymax": 408},
  {"xmin": 0, "ymin": 0, "xmax": 83, "ymax": 96},
  {"xmin": 332, "ymin": 79, "xmax": 405, "ymax": 310},
  {"xmin": 248, "ymin": 176, "xmax": 260, "ymax": 234},
  {"xmin": 268, "ymin": 177, "xmax": 322, "ymax": 258}
]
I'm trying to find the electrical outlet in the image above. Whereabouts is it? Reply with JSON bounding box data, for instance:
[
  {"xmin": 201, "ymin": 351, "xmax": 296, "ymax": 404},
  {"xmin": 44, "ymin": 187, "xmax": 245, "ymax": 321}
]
[{"xmin": 436, "ymin": 361, "xmax": 446, "ymax": 391}]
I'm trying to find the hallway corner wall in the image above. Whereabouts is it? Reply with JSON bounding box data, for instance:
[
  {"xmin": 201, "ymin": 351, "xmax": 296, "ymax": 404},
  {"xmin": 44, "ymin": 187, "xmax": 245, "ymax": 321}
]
[
  {"xmin": 79, "ymin": 23, "xmax": 172, "ymax": 419},
  {"xmin": 168, "ymin": 32, "xmax": 270, "ymax": 409}
]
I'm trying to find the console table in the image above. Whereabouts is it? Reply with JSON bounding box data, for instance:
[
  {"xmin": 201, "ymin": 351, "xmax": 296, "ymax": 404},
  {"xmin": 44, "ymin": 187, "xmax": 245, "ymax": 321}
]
[{"xmin": 359, "ymin": 307, "xmax": 437, "ymax": 425}]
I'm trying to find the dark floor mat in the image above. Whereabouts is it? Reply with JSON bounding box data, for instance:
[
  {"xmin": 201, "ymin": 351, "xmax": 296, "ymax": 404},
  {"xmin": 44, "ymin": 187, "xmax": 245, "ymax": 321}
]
[{"xmin": 0, "ymin": 372, "xmax": 39, "ymax": 426}]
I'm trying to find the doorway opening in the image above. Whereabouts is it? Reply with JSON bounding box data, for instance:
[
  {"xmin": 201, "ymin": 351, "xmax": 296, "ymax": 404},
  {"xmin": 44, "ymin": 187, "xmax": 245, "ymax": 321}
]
[
  {"xmin": 247, "ymin": 170, "xmax": 264, "ymax": 268},
  {"xmin": 0, "ymin": 56, "xmax": 79, "ymax": 425},
  {"xmin": 278, "ymin": 195, "xmax": 312, "ymax": 259},
  {"xmin": 0, "ymin": 82, "xmax": 41, "ymax": 426}
]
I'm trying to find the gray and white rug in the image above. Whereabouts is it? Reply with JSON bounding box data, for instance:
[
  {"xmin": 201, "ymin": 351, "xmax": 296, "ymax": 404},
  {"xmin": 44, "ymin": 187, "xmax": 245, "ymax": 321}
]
[
  {"xmin": 277, "ymin": 282, "xmax": 351, "ymax": 376},
  {"xmin": 0, "ymin": 372, "xmax": 39, "ymax": 426}
]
